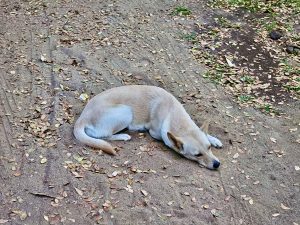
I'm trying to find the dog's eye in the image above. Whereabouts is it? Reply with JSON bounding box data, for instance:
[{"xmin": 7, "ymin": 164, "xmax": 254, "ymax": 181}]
[{"xmin": 195, "ymin": 153, "xmax": 203, "ymax": 157}]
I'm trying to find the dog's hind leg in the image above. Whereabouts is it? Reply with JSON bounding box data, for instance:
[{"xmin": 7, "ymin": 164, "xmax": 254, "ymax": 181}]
[
  {"xmin": 85, "ymin": 104, "xmax": 133, "ymax": 141},
  {"xmin": 207, "ymin": 134, "xmax": 223, "ymax": 149}
]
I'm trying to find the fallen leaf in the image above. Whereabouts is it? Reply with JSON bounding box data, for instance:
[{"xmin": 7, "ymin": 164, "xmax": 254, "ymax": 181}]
[
  {"xmin": 270, "ymin": 137, "xmax": 277, "ymax": 143},
  {"xmin": 111, "ymin": 171, "xmax": 121, "ymax": 177},
  {"xmin": 225, "ymin": 56, "xmax": 235, "ymax": 67},
  {"xmin": 40, "ymin": 158, "xmax": 47, "ymax": 164},
  {"xmin": 79, "ymin": 93, "xmax": 89, "ymax": 102},
  {"xmin": 74, "ymin": 187, "xmax": 83, "ymax": 196},
  {"xmin": 295, "ymin": 166, "xmax": 300, "ymax": 171},
  {"xmin": 210, "ymin": 209, "xmax": 219, "ymax": 217},
  {"xmin": 141, "ymin": 190, "xmax": 148, "ymax": 196},
  {"xmin": 272, "ymin": 213, "xmax": 280, "ymax": 217},
  {"xmin": 280, "ymin": 203, "xmax": 290, "ymax": 210},
  {"xmin": 0, "ymin": 219, "xmax": 8, "ymax": 224},
  {"xmin": 253, "ymin": 181, "xmax": 260, "ymax": 185},
  {"xmin": 124, "ymin": 185, "xmax": 133, "ymax": 193},
  {"xmin": 41, "ymin": 55, "xmax": 47, "ymax": 62},
  {"xmin": 233, "ymin": 153, "xmax": 239, "ymax": 159},
  {"xmin": 289, "ymin": 128, "xmax": 297, "ymax": 132},
  {"xmin": 202, "ymin": 204, "xmax": 209, "ymax": 209},
  {"xmin": 12, "ymin": 210, "xmax": 27, "ymax": 220},
  {"xmin": 167, "ymin": 201, "xmax": 174, "ymax": 206},
  {"xmin": 249, "ymin": 199, "xmax": 254, "ymax": 205}
]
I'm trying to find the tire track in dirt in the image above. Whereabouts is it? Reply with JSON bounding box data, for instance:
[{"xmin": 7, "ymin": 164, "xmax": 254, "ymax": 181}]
[{"xmin": 0, "ymin": 76, "xmax": 14, "ymax": 157}]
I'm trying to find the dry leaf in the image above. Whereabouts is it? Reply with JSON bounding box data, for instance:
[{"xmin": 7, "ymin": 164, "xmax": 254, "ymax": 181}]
[
  {"xmin": 111, "ymin": 171, "xmax": 121, "ymax": 177},
  {"xmin": 253, "ymin": 181, "xmax": 260, "ymax": 185},
  {"xmin": 225, "ymin": 56, "xmax": 235, "ymax": 67},
  {"xmin": 210, "ymin": 209, "xmax": 219, "ymax": 217},
  {"xmin": 289, "ymin": 128, "xmax": 297, "ymax": 132},
  {"xmin": 249, "ymin": 199, "xmax": 254, "ymax": 205},
  {"xmin": 12, "ymin": 210, "xmax": 27, "ymax": 220},
  {"xmin": 74, "ymin": 187, "xmax": 83, "ymax": 196},
  {"xmin": 272, "ymin": 213, "xmax": 280, "ymax": 217},
  {"xmin": 141, "ymin": 190, "xmax": 148, "ymax": 196},
  {"xmin": 40, "ymin": 158, "xmax": 47, "ymax": 164},
  {"xmin": 0, "ymin": 219, "xmax": 8, "ymax": 224},
  {"xmin": 202, "ymin": 204, "xmax": 209, "ymax": 209},
  {"xmin": 44, "ymin": 215, "xmax": 49, "ymax": 221},
  {"xmin": 280, "ymin": 203, "xmax": 290, "ymax": 210},
  {"xmin": 79, "ymin": 93, "xmax": 89, "ymax": 102},
  {"xmin": 124, "ymin": 185, "xmax": 133, "ymax": 193},
  {"xmin": 270, "ymin": 137, "xmax": 277, "ymax": 143},
  {"xmin": 295, "ymin": 166, "xmax": 300, "ymax": 171},
  {"xmin": 41, "ymin": 55, "xmax": 47, "ymax": 62},
  {"xmin": 167, "ymin": 201, "xmax": 174, "ymax": 206},
  {"xmin": 233, "ymin": 153, "xmax": 239, "ymax": 159}
]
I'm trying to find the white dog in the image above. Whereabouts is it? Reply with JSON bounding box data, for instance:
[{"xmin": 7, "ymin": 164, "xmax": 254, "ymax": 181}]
[{"xmin": 74, "ymin": 85, "xmax": 223, "ymax": 169}]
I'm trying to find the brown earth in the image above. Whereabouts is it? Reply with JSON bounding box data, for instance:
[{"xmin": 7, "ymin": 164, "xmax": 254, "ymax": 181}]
[{"xmin": 0, "ymin": 0, "xmax": 299, "ymax": 225}]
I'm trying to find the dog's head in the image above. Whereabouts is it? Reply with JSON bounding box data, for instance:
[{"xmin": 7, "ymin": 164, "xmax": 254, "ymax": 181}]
[{"xmin": 167, "ymin": 121, "xmax": 220, "ymax": 170}]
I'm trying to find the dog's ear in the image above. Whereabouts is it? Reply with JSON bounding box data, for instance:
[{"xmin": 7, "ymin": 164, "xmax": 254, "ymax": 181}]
[
  {"xmin": 200, "ymin": 120, "xmax": 210, "ymax": 134},
  {"xmin": 167, "ymin": 132, "xmax": 183, "ymax": 150}
]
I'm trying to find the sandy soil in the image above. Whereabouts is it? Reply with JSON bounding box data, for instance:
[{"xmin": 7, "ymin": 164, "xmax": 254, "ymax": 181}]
[{"xmin": 0, "ymin": 0, "xmax": 299, "ymax": 224}]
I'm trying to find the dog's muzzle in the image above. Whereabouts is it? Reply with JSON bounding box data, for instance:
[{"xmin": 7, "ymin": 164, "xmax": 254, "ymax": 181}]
[{"xmin": 212, "ymin": 160, "xmax": 220, "ymax": 169}]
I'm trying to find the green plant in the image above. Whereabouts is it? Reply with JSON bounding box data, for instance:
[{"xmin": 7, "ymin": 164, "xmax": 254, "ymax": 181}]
[
  {"xmin": 240, "ymin": 75, "xmax": 254, "ymax": 84},
  {"xmin": 182, "ymin": 32, "xmax": 197, "ymax": 42},
  {"xmin": 284, "ymin": 85, "xmax": 300, "ymax": 92},
  {"xmin": 238, "ymin": 95, "xmax": 253, "ymax": 102},
  {"xmin": 172, "ymin": 6, "xmax": 191, "ymax": 16},
  {"xmin": 203, "ymin": 71, "xmax": 223, "ymax": 84}
]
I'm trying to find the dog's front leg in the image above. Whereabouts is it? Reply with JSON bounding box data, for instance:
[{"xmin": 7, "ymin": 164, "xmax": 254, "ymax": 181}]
[{"xmin": 207, "ymin": 134, "xmax": 223, "ymax": 149}]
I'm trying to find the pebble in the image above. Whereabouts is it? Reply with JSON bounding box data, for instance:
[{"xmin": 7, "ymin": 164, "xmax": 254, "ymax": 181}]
[
  {"xmin": 286, "ymin": 45, "xmax": 300, "ymax": 55},
  {"xmin": 269, "ymin": 30, "xmax": 283, "ymax": 40}
]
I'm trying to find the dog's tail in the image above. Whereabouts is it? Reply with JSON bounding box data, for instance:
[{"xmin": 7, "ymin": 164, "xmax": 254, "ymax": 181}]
[{"xmin": 73, "ymin": 120, "xmax": 117, "ymax": 155}]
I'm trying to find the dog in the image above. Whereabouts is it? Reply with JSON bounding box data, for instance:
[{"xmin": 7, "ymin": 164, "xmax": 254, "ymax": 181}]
[{"xmin": 74, "ymin": 85, "xmax": 223, "ymax": 169}]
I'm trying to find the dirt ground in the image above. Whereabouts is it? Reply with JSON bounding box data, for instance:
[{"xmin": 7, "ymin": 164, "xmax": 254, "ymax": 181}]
[{"xmin": 0, "ymin": 0, "xmax": 299, "ymax": 225}]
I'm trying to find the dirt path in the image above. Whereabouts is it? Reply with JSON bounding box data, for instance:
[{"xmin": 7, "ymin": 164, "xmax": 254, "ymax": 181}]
[{"xmin": 0, "ymin": 0, "xmax": 299, "ymax": 224}]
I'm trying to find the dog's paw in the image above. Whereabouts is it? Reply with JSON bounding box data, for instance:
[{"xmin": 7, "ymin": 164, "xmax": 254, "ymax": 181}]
[
  {"xmin": 118, "ymin": 134, "xmax": 131, "ymax": 141},
  {"xmin": 109, "ymin": 134, "xmax": 131, "ymax": 141},
  {"xmin": 207, "ymin": 135, "xmax": 223, "ymax": 149}
]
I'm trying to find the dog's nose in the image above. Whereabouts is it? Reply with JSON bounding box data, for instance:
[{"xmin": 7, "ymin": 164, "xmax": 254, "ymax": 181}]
[{"xmin": 213, "ymin": 160, "xmax": 220, "ymax": 169}]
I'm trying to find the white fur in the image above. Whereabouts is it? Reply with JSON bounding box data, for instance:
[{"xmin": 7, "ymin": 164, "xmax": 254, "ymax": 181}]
[{"xmin": 74, "ymin": 85, "xmax": 223, "ymax": 169}]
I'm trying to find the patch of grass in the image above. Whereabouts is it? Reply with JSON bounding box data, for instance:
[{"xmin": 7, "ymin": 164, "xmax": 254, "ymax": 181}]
[
  {"xmin": 210, "ymin": 0, "xmax": 300, "ymax": 13},
  {"xmin": 284, "ymin": 84, "xmax": 300, "ymax": 92},
  {"xmin": 240, "ymin": 75, "xmax": 254, "ymax": 84},
  {"xmin": 203, "ymin": 71, "xmax": 223, "ymax": 84},
  {"xmin": 261, "ymin": 104, "xmax": 280, "ymax": 115},
  {"xmin": 238, "ymin": 95, "xmax": 253, "ymax": 102},
  {"xmin": 264, "ymin": 21, "xmax": 277, "ymax": 32},
  {"xmin": 172, "ymin": 6, "xmax": 191, "ymax": 16},
  {"xmin": 182, "ymin": 32, "xmax": 197, "ymax": 42},
  {"xmin": 281, "ymin": 59, "xmax": 300, "ymax": 75},
  {"xmin": 284, "ymin": 77, "xmax": 300, "ymax": 94},
  {"xmin": 264, "ymin": 104, "xmax": 272, "ymax": 113}
]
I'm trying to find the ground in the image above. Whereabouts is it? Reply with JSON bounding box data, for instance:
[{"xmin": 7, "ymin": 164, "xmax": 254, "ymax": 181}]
[{"xmin": 0, "ymin": 0, "xmax": 299, "ymax": 225}]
